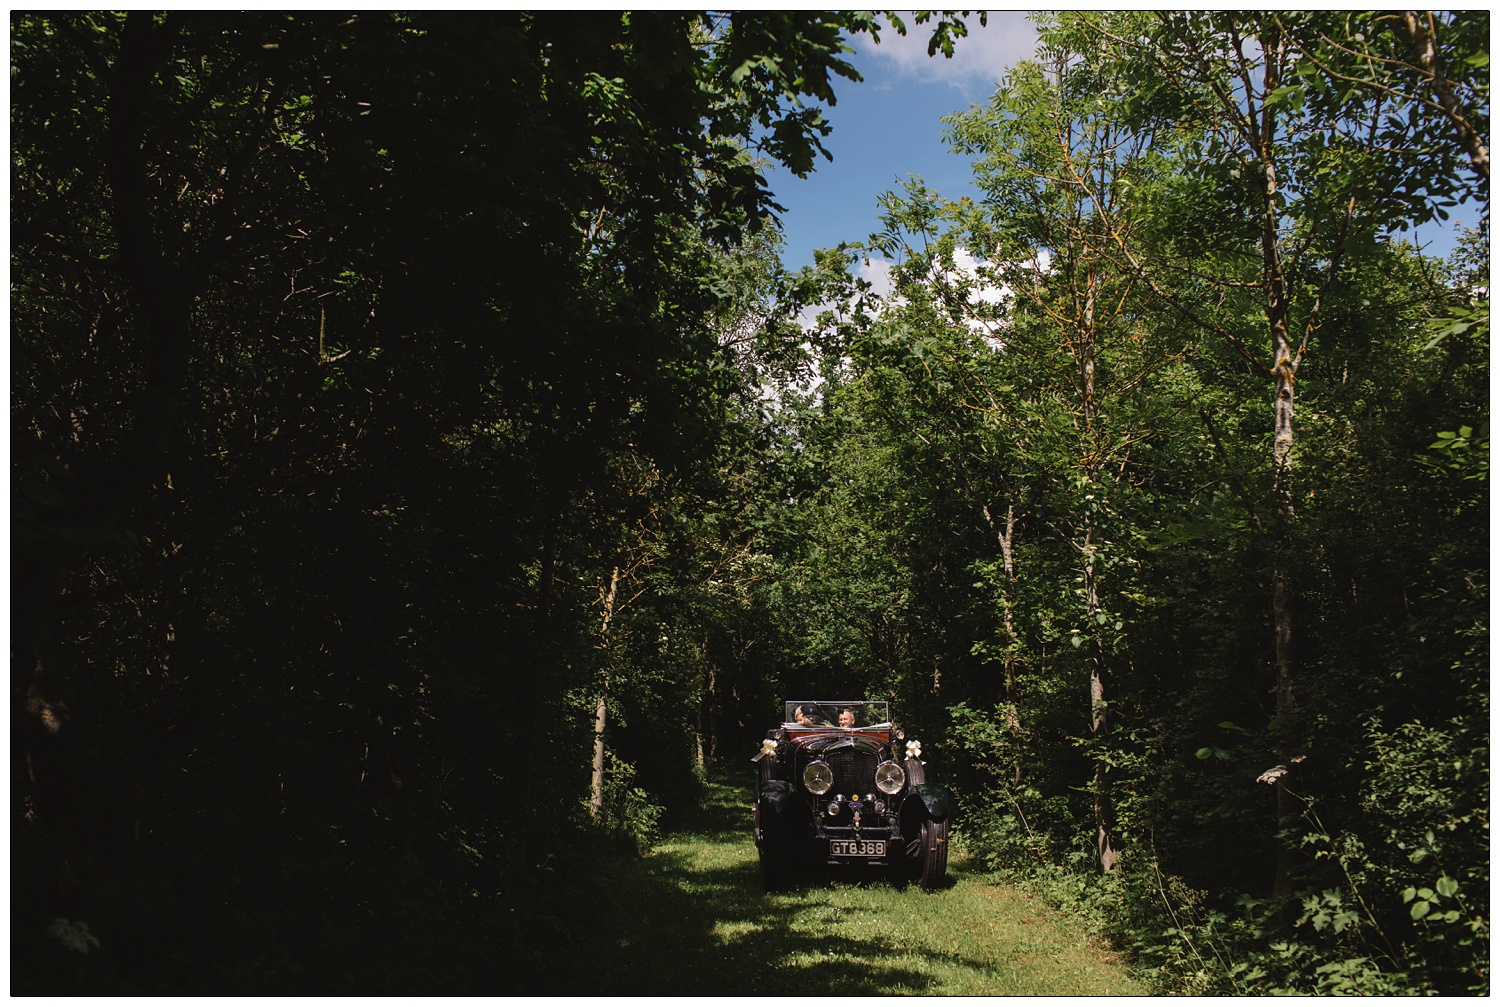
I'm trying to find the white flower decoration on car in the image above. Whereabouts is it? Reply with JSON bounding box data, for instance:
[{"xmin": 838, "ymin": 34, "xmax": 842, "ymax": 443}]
[
  {"xmin": 905, "ymin": 739, "xmax": 922, "ymax": 760},
  {"xmin": 760, "ymin": 738, "xmax": 777, "ymax": 758}
]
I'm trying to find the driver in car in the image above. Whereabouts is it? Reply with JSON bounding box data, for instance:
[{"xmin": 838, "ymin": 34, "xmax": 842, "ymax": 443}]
[{"xmin": 838, "ymin": 708, "xmax": 857, "ymax": 728}]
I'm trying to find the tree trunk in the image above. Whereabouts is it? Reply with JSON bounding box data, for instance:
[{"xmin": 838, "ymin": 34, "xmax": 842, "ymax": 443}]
[
  {"xmin": 694, "ymin": 644, "xmax": 715, "ymax": 770},
  {"xmin": 1257, "ymin": 27, "xmax": 1301, "ymax": 895},
  {"xmin": 705, "ymin": 658, "xmax": 717, "ymax": 764},
  {"xmin": 1085, "ymin": 519, "xmax": 1118, "ymax": 873},
  {"xmin": 16, "ymin": 9, "xmax": 193, "ymax": 896},
  {"xmin": 1396, "ymin": 11, "xmax": 1489, "ymax": 182},
  {"xmin": 13, "ymin": 547, "xmax": 74, "ymax": 825},
  {"xmin": 695, "ymin": 659, "xmax": 705, "ymax": 771},
  {"xmin": 1080, "ymin": 257, "xmax": 1120, "ymax": 874},
  {"xmin": 588, "ymin": 566, "xmax": 621, "ymax": 821},
  {"xmin": 985, "ymin": 502, "xmax": 1025, "ymax": 788}
]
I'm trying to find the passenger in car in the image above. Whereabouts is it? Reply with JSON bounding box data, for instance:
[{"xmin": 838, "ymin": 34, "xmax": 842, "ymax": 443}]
[{"xmin": 838, "ymin": 708, "xmax": 856, "ymax": 728}]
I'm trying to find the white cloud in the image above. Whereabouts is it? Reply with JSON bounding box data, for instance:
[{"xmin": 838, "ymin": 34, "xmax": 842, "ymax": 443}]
[
  {"xmin": 854, "ymin": 249, "xmax": 1013, "ymax": 346},
  {"xmin": 859, "ymin": 12, "xmax": 1040, "ymax": 100},
  {"xmin": 938, "ymin": 248, "xmax": 1009, "ymax": 346},
  {"xmin": 789, "ymin": 255, "xmax": 892, "ymax": 331},
  {"xmin": 947, "ymin": 248, "xmax": 1006, "ymax": 309},
  {"xmin": 854, "ymin": 256, "xmax": 896, "ymax": 298},
  {"xmin": 792, "ymin": 247, "xmax": 1036, "ymax": 351}
]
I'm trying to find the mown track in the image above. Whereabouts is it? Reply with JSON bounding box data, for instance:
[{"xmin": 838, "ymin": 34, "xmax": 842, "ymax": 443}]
[{"xmin": 551, "ymin": 773, "xmax": 1144, "ymax": 996}]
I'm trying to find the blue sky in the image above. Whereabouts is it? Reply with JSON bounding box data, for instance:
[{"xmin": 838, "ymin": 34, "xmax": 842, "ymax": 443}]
[
  {"xmin": 763, "ymin": 12, "xmax": 1039, "ymax": 273},
  {"xmin": 762, "ymin": 14, "xmax": 1478, "ymax": 277}
]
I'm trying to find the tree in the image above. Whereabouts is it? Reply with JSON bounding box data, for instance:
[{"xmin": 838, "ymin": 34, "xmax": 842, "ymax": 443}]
[
  {"xmin": 11, "ymin": 11, "xmax": 959, "ymax": 990},
  {"xmin": 790, "ymin": 10, "xmax": 1486, "ymax": 991},
  {"xmin": 1054, "ymin": 9, "xmax": 1482, "ymax": 893}
]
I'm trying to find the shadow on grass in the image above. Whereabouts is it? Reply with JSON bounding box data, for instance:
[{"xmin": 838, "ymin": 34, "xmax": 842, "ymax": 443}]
[{"xmin": 524, "ymin": 769, "xmax": 984, "ymax": 996}]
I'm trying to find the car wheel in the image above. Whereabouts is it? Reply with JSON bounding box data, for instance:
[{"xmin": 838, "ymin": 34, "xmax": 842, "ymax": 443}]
[
  {"xmin": 759, "ymin": 841, "xmax": 791, "ymax": 890},
  {"xmin": 757, "ymin": 752, "xmax": 794, "ymax": 889},
  {"xmin": 916, "ymin": 815, "xmax": 948, "ymax": 890},
  {"xmin": 900, "ymin": 757, "xmax": 929, "ymax": 881}
]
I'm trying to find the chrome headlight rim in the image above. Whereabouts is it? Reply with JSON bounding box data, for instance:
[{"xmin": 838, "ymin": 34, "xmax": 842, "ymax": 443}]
[
  {"xmin": 803, "ymin": 760, "xmax": 834, "ymax": 795},
  {"xmin": 874, "ymin": 760, "xmax": 906, "ymax": 795}
]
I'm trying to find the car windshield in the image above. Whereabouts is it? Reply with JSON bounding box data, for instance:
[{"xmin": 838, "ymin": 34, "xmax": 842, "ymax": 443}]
[{"xmin": 784, "ymin": 701, "xmax": 890, "ymax": 728}]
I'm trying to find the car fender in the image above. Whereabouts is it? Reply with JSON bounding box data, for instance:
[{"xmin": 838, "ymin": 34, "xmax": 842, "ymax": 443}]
[
  {"xmin": 758, "ymin": 779, "xmax": 797, "ymax": 816},
  {"xmin": 906, "ymin": 783, "xmax": 953, "ymax": 820}
]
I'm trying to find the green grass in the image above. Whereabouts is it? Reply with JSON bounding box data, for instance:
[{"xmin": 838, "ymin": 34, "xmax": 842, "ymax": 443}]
[{"xmin": 544, "ymin": 772, "xmax": 1144, "ymax": 996}]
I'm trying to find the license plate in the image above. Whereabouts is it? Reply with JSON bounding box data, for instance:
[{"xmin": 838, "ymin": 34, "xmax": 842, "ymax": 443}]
[{"xmin": 830, "ymin": 839, "xmax": 887, "ymax": 858}]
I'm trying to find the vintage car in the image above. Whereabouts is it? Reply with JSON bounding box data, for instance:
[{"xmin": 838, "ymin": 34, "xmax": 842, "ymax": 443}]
[{"xmin": 751, "ymin": 700, "xmax": 952, "ymax": 890}]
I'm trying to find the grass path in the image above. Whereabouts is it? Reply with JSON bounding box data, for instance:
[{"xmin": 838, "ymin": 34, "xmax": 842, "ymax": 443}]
[{"xmin": 554, "ymin": 773, "xmax": 1144, "ymax": 996}]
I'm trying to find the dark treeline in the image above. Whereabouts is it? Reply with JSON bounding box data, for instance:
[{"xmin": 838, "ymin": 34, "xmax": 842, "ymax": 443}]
[{"xmin": 11, "ymin": 11, "xmax": 1488, "ymax": 996}]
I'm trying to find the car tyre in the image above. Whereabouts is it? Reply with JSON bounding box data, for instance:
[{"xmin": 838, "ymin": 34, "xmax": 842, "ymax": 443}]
[
  {"xmin": 916, "ymin": 815, "xmax": 948, "ymax": 890},
  {"xmin": 903, "ymin": 757, "xmax": 947, "ymax": 889},
  {"xmin": 757, "ymin": 756, "xmax": 792, "ymax": 890},
  {"xmin": 759, "ymin": 841, "xmax": 792, "ymax": 890}
]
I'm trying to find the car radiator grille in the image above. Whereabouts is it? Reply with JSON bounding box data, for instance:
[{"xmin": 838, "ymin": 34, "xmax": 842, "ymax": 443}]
[{"xmin": 826, "ymin": 749, "xmax": 878, "ymax": 797}]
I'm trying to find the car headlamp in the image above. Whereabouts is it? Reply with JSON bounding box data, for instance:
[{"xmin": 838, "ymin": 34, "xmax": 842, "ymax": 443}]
[
  {"xmin": 803, "ymin": 761, "xmax": 834, "ymax": 795},
  {"xmin": 875, "ymin": 760, "xmax": 906, "ymax": 795}
]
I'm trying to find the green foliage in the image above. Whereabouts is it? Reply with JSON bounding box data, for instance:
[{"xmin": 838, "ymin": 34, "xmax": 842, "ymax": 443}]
[
  {"xmin": 11, "ymin": 10, "xmax": 972, "ymax": 993},
  {"xmin": 10, "ymin": 7, "xmax": 1490, "ymax": 997},
  {"xmin": 752, "ymin": 9, "xmax": 1489, "ymax": 998},
  {"xmin": 589, "ymin": 752, "xmax": 666, "ymax": 853},
  {"xmin": 1424, "ymin": 422, "xmax": 1490, "ymax": 480}
]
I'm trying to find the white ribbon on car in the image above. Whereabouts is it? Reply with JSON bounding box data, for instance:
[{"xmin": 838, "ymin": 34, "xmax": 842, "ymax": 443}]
[
  {"xmin": 905, "ymin": 739, "xmax": 922, "ymax": 760},
  {"xmin": 760, "ymin": 738, "xmax": 778, "ymax": 758}
]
